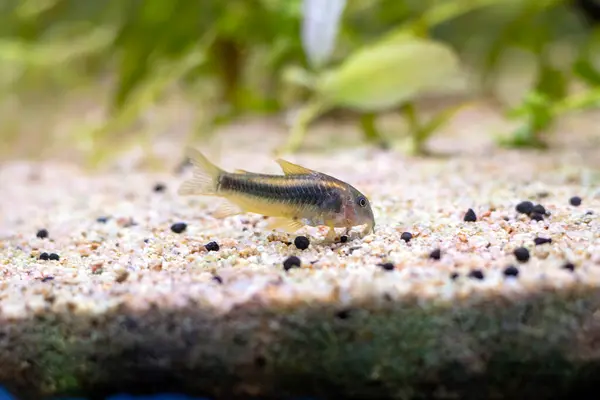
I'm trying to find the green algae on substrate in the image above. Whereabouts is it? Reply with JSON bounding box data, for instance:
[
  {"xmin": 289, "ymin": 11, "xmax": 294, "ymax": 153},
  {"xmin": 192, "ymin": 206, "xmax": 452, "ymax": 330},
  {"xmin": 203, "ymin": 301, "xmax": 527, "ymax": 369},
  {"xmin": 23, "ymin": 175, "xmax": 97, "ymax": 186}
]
[
  {"xmin": 262, "ymin": 288, "xmax": 600, "ymax": 399},
  {"xmin": 3, "ymin": 285, "xmax": 600, "ymax": 399},
  {"xmin": 3, "ymin": 319, "xmax": 82, "ymax": 396}
]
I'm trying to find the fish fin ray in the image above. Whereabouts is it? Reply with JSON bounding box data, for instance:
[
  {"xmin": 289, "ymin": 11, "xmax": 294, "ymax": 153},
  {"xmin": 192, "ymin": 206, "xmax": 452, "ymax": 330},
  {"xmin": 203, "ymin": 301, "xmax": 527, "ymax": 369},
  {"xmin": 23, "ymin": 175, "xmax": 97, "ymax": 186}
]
[
  {"xmin": 213, "ymin": 201, "xmax": 243, "ymax": 219},
  {"xmin": 266, "ymin": 217, "xmax": 305, "ymax": 233},
  {"xmin": 178, "ymin": 148, "xmax": 223, "ymax": 196},
  {"xmin": 275, "ymin": 158, "xmax": 317, "ymax": 176}
]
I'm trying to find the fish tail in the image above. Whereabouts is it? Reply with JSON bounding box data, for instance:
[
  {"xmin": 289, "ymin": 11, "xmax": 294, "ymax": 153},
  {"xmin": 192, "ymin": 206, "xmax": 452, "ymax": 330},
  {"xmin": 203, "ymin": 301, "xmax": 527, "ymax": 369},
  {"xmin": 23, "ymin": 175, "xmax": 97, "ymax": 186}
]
[{"xmin": 178, "ymin": 148, "xmax": 223, "ymax": 196}]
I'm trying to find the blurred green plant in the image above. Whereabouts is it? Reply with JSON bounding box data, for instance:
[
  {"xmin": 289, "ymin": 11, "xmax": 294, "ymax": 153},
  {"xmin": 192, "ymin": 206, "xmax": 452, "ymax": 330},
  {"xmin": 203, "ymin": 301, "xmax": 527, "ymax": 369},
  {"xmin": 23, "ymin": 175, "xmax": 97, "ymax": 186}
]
[
  {"xmin": 472, "ymin": 0, "xmax": 600, "ymax": 148},
  {"xmin": 0, "ymin": 0, "xmax": 599, "ymax": 164},
  {"xmin": 280, "ymin": 32, "xmax": 467, "ymax": 155}
]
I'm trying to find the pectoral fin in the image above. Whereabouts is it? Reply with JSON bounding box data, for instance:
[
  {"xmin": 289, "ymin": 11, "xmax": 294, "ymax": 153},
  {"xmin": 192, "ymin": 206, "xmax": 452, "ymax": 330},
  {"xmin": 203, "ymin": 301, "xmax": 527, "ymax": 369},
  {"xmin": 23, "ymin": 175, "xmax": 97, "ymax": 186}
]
[
  {"xmin": 266, "ymin": 217, "xmax": 305, "ymax": 233},
  {"xmin": 213, "ymin": 201, "xmax": 243, "ymax": 219}
]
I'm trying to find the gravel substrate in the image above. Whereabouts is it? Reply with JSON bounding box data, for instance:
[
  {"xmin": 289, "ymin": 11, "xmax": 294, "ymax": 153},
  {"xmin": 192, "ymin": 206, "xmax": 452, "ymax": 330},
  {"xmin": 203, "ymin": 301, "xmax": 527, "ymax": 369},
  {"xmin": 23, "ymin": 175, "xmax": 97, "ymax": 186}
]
[{"xmin": 1, "ymin": 138, "xmax": 600, "ymax": 399}]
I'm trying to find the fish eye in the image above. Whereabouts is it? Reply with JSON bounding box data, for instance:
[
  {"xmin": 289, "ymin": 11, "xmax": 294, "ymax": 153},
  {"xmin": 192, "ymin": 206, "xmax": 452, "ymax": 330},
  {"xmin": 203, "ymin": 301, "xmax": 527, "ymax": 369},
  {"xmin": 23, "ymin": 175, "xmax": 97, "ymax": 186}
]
[{"xmin": 358, "ymin": 196, "xmax": 367, "ymax": 207}]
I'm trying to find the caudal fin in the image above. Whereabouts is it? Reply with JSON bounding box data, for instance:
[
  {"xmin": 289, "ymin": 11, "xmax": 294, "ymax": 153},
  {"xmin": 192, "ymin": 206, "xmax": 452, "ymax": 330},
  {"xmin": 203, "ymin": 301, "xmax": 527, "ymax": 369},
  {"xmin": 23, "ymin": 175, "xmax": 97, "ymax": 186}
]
[{"xmin": 177, "ymin": 148, "xmax": 223, "ymax": 196}]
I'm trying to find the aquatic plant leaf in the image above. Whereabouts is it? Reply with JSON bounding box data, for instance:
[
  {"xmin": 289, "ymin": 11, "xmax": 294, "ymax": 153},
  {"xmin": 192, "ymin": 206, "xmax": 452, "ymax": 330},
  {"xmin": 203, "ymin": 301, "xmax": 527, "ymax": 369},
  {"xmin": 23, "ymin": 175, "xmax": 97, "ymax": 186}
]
[
  {"xmin": 573, "ymin": 58, "xmax": 600, "ymax": 87},
  {"xmin": 301, "ymin": 0, "xmax": 347, "ymax": 69},
  {"xmin": 534, "ymin": 62, "xmax": 567, "ymax": 102},
  {"xmin": 381, "ymin": 0, "xmax": 510, "ymax": 42},
  {"xmin": 501, "ymin": 90, "xmax": 554, "ymax": 149},
  {"xmin": 282, "ymin": 65, "xmax": 316, "ymax": 89},
  {"xmin": 111, "ymin": 0, "xmax": 211, "ymax": 110},
  {"xmin": 499, "ymin": 124, "xmax": 548, "ymax": 149},
  {"xmin": 315, "ymin": 37, "xmax": 461, "ymax": 112}
]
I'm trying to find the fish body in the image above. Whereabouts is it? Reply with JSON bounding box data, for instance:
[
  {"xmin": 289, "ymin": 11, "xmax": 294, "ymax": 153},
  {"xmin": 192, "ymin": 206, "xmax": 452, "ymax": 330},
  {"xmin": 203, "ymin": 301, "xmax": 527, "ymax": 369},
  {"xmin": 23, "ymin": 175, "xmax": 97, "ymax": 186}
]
[{"xmin": 178, "ymin": 148, "xmax": 375, "ymax": 239}]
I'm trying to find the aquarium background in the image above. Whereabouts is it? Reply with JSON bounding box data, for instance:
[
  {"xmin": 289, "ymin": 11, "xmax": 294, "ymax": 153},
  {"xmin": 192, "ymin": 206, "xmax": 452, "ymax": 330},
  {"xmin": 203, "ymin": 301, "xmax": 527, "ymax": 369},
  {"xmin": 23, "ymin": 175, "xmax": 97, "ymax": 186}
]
[{"xmin": 0, "ymin": 386, "xmax": 209, "ymax": 400}]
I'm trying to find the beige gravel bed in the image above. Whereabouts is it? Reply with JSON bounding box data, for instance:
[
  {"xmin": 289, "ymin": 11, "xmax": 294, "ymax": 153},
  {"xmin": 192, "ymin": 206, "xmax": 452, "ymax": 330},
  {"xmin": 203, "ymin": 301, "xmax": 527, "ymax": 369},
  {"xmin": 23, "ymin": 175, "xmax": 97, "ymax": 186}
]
[{"xmin": 1, "ymin": 117, "xmax": 600, "ymax": 399}]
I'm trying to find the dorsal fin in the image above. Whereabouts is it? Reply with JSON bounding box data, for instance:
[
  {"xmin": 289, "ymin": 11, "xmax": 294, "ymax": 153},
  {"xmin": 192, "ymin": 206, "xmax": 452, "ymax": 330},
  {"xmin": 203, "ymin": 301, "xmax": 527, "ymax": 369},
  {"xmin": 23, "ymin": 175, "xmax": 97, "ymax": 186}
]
[{"xmin": 275, "ymin": 158, "xmax": 317, "ymax": 176}]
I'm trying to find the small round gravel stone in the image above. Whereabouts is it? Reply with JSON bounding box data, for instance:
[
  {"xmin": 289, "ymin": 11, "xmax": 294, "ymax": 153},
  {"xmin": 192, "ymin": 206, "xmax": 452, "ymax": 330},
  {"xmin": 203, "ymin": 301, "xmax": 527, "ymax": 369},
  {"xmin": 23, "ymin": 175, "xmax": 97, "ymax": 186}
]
[
  {"xmin": 532, "ymin": 204, "xmax": 546, "ymax": 215},
  {"xmin": 283, "ymin": 256, "xmax": 301, "ymax": 271},
  {"xmin": 153, "ymin": 183, "xmax": 166, "ymax": 192},
  {"xmin": 36, "ymin": 229, "xmax": 49, "ymax": 239},
  {"xmin": 378, "ymin": 262, "xmax": 395, "ymax": 271},
  {"xmin": 339, "ymin": 235, "xmax": 348, "ymax": 243},
  {"xmin": 534, "ymin": 237, "xmax": 552, "ymax": 246},
  {"xmin": 570, "ymin": 196, "xmax": 582, "ymax": 206},
  {"xmin": 293, "ymin": 236, "xmax": 310, "ymax": 250},
  {"xmin": 96, "ymin": 216, "xmax": 109, "ymax": 223},
  {"xmin": 463, "ymin": 208, "xmax": 477, "ymax": 222},
  {"xmin": 400, "ymin": 232, "xmax": 413, "ymax": 242},
  {"xmin": 468, "ymin": 270, "xmax": 484, "ymax": 280},
  {"xmin": 503, "ymin": 265, "xmax": 519, "ymax": 277},
  {"xmin": 170, "ymin": 223, "xmax": 187, "ymax": 234},
  {"xmin": 450, "ymin": 272, "xmax": 459, "ymax": 280},
  {"xmin": 530, "ymin": 213, "xmax": 544, "ymax": 222},
  {"xmin": 335, "ymin": 310, "xmax": 351, "ymax": 320},
  {"xmin": 516, "ymin": 201, "xmax": 534, "ymax": 214},
  {"xmin": 48, "ymin": 253, "xmax": 60, "ymax": 261},
  {"xmin": 212, "ymin": 276, "xmax": 223, "ymax": 284},
  {"xmin": 429, "ymin": 249, "xmax": 441, "ymax": 260},
  {"xmin": 562, "ymin": 262, "xmax": 575, "ymax": 272},
  {"xmin": 39, "ymin": 252, "xmax": 49, "ymax": 261},
  {"xmin": 205, "ymin": 241, "xmax": 220, "ymax": 252},
  {"xmin": 513, "ymin": 247, "xmax": 530, "ymax": 263}
]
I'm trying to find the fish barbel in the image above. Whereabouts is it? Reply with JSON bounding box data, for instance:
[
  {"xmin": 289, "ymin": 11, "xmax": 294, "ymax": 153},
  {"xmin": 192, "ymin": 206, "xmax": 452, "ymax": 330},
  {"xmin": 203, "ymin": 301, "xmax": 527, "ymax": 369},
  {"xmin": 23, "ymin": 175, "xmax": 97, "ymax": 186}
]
[{"xmin": 177, "ymin": 148, "xmax": 375, "ymax": 240}]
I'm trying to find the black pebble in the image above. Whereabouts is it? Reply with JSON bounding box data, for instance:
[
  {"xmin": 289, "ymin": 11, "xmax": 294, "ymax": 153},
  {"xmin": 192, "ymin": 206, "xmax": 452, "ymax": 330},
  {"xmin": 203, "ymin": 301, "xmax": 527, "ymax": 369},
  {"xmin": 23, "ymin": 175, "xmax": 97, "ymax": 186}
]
[
  {"xmin": 530, "ymin": 213, "xmax": 544, "ymax": 222},
  {"xmin": 562, "ymin": 262, "xmax": 575, "ymax": 272},
  {"xmin": 378, "ymin": 262, "xmax": 395, "ymax": 271},
  {"xmin": 212, "ymin": 275, "xmax": 223, "ymax": 284},
  {"xmin": 283, "ymin": 256, "xmax": 301, "ymax": 271},
  {"xmin": 153, "ymin": 183, "xmax": 166, "ymax": 192},
  {"xmin": 335, "ymin": 309, "xmax": 351, "ymax": 319},
  {"xmin": 463, "ymin": 208, "xmax": 477, "ymax": 222},
  {"xmin": 400, "ymin": 232, "xmax": 413, "ymax": 242},
  {"xmin": 513, "ymin": 247, "xmax": 530, "ymax": 263},
  {"xmin": 516, "ymin": 201, "xmax": 534, "ymax": 214},
  {"xmin": 41, "ymin": 276, "xmax": 54, "ymax": 282},
  {"xmin": 429, "ymin": 249, "xmax": 441, "ymax": 260},
  {"xmin": 205, "ymin": 241, "xmax": 220, "ymax": 252},
  {"xmin": 254, "ymin": 356, "xmax": 267, "ymax": 368},
  {"xmin": 39, "ymin": 252, "xmax": 49, "ymax": 261},
  {"xmin": 294, "ymin": 236, "xmax": 310, "ymax": 250},
  {"xmin": 532, "ymin": 204, "xmax": 546, "ymax": 215},
  {"xmin": 96, "ymin": 216, "xmax": 109, "ymax": 224},
  {"xmin": 340, "ymin": 235, "xmax": 348, "ymax": 243},
  {"xmin": 450, "ymin": 272, "xmax": 459, "ymax": 280},
  {"xmin": 170, "ymin": 222, "xmax": 187, "ymax": 234},
  {"xmin": 468, "ymin": 269, "xmax": 484, "ymax": 280},
  {"xmin": 36, "ymin": 229, "xmax": 49, "ymax": 239},
  {"xmin": 570, "ymin": 196, "xmax": 582, "ymax": 206},
  {"xmin": 534, "ymin": 237, "xmax": 552, "ymax": 246},
  {"xmin": 49, "ymin": 253, "xmax": 60, "ymax": 261},
  {"xmin": 503, "ymin": 265, "xmax": 519, "ymax": 277}
]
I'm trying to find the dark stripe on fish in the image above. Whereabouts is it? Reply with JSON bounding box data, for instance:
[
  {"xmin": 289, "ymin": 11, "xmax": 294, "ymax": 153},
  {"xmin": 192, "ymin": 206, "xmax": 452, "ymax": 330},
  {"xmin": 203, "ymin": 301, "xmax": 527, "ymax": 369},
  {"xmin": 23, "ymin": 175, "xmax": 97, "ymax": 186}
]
[{"xmin": 218, "ymin": 174, "xmax": 343, "ymax": 213}]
